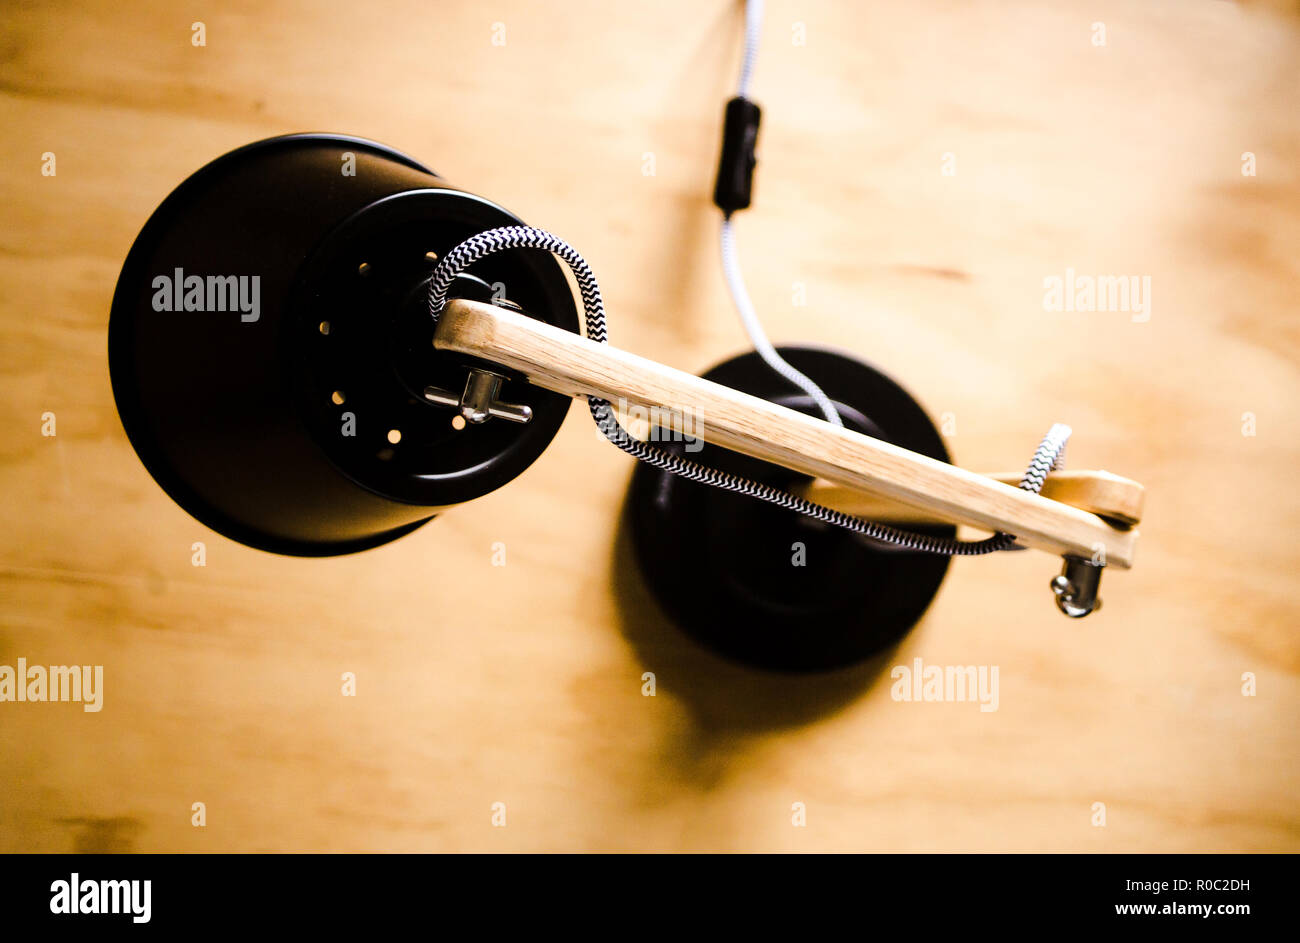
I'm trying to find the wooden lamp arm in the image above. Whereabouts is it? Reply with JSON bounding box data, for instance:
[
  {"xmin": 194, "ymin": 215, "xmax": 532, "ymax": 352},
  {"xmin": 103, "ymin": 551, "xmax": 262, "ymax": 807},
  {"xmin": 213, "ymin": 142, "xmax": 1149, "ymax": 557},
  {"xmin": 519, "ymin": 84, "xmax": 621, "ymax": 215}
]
[
  {"xmin": 433, "ymin": 298, "xmax": 1139, "ymax": 569},
  {"xmin": 801, "ymin": 471, "xmax": 1143, "ymax": 529}
]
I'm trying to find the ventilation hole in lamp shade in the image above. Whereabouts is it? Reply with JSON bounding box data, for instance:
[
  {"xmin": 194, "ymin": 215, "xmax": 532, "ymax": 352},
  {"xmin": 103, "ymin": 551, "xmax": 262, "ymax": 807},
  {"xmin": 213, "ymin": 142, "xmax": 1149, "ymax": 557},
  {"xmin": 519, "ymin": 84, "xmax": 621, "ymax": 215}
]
[{"xmin": 386, "ymin": 429, "xmax": 402, "ymax": 444}]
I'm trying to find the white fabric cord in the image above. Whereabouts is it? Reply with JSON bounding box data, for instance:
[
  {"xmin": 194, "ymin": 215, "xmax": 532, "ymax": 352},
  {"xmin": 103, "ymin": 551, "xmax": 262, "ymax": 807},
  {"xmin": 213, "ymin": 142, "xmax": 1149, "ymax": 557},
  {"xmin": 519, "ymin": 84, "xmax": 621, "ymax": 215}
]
[
  {"xmin": 723, "ymin": 0, "xmax": 843, "ymax": 426},
  {"xmin": 720, "ymin": 219, "xmax": 843, "ymax": 426},
  {"xmin": 735, "ymin": 0, "xmax": 764, "ymax": 99}
]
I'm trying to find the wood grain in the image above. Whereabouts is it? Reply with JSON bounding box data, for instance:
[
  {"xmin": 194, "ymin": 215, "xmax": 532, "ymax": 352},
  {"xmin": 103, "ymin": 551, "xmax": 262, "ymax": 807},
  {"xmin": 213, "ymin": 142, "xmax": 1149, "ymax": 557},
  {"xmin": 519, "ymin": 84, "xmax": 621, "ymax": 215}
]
[
  {"xmin": 437, "ymin": 298, "xmax": 1139, "ymax": 564},
  {"xmin": 1, "ymin": 0, "xmax": 1297, "ymax": 853},
  {"xmin": 803, "ymin": 470, "xmax": 1145, "ymax": 528}
]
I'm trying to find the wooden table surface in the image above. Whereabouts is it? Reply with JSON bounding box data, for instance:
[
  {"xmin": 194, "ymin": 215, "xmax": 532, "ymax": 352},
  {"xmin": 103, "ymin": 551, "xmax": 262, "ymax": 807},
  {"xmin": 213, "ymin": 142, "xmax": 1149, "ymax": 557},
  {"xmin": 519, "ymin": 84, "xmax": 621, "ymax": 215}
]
[{"xmin": 1, "ymin": 0, "xmax": 1297, "ymax": 852}]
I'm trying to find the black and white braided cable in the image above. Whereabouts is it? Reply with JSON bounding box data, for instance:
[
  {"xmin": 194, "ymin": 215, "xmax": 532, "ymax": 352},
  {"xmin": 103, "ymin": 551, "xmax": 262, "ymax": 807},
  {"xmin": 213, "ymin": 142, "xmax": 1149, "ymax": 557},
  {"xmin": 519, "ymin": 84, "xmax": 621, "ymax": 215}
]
[{"xmin": 428, "ymin": 225, "xmax": 1070, "ymax": 556}]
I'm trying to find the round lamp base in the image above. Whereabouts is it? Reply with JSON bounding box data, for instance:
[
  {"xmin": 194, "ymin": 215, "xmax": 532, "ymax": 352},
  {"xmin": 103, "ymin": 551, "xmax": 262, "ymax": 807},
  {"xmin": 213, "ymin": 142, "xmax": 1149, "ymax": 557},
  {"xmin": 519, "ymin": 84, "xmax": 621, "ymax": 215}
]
[{"xmin": 627, "ymin": 347, "xmax": 955, "ymax": 673}]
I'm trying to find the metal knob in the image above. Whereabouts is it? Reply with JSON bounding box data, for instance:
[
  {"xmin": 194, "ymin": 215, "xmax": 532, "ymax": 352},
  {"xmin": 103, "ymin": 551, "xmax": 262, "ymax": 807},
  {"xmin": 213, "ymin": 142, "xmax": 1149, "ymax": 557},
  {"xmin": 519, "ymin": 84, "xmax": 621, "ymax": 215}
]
[
  {"xmin": 1050, "ymin": 556, "xmax": 1103, "ymax": 618},
  {"xmin": 423, "ymin": 368, "xmax": 532, "ymax": 425}
]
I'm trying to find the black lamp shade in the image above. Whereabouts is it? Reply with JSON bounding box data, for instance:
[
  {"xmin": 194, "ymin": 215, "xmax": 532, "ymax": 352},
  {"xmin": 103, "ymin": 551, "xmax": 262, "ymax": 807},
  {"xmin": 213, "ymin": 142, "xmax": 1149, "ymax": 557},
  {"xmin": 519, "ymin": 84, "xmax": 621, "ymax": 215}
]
[{"xmin": 109, "ymin": 134, "xmax": 579, "ymax": 555}]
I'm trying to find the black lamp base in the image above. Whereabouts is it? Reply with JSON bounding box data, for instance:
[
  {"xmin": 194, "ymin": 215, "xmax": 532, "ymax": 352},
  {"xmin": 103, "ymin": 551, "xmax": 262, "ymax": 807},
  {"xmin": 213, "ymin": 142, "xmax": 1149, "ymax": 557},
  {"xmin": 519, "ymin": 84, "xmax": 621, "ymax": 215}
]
[{"xmin": 626, "ymin": 347, "xmax": 955, "ymax": 673}]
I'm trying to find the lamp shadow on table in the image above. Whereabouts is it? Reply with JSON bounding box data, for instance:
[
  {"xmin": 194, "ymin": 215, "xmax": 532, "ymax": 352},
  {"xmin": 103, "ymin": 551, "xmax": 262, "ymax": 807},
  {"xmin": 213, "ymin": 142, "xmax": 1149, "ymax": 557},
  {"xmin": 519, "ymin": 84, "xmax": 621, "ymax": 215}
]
[{"xmin": 608, "ymin": 492, "xmax": 902, "ymax": 784}]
